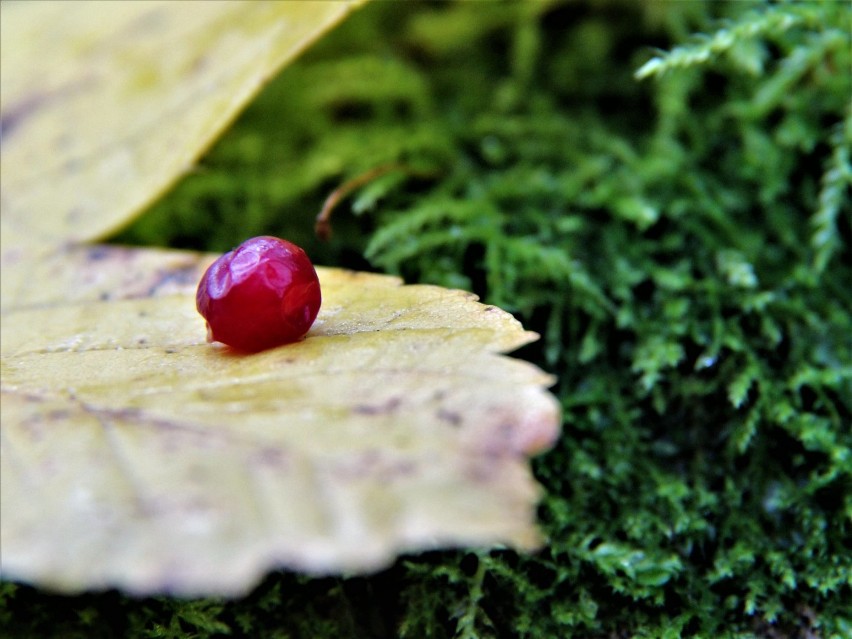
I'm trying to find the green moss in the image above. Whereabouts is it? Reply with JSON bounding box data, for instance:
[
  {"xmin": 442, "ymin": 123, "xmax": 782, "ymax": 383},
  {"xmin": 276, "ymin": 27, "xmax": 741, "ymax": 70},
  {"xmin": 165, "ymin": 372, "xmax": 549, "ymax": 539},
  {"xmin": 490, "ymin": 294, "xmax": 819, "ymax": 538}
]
[{"xmin": 10, "ymin": 0, "xmax": 851, "ymax": 637}]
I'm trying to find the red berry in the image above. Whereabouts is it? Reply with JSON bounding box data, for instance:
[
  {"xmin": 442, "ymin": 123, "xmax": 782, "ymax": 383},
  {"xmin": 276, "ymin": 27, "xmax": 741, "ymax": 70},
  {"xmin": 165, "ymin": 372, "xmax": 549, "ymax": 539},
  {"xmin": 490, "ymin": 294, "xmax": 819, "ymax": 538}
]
[{"xmin": 196, "ymin": 236, "xmax": 321, "ymax": 352}]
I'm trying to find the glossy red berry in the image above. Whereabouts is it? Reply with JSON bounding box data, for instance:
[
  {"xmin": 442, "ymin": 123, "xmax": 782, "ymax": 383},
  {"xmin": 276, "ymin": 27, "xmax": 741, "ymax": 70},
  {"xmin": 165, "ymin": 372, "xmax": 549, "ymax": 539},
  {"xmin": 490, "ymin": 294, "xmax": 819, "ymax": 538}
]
[{"xmin": 196, "ymin": 236, "xmax": 321, "ymax": 352}]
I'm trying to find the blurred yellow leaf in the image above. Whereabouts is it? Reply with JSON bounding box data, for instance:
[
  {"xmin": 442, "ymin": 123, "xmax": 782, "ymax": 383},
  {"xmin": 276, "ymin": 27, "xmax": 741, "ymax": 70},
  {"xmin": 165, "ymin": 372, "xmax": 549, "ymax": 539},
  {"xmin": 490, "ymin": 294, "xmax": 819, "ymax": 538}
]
[
  {"xmin": 1, "ymin": 246, "xmax": 560, "ymax": 596},
  {"xmin": 0, "ymin": 0, "xmax": 363, "ymax": 253}
]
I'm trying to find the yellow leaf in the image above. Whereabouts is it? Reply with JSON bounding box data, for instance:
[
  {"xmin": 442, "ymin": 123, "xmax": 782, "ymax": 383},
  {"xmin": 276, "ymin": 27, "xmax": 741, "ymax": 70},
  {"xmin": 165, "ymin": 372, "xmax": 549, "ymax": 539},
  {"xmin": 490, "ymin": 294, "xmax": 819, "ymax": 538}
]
[
  {"xmin": 0, "ymin": 0, "xmax": 364, "ymax": 252},
  {"xmin": 1, "ymin": 246, "xmax": 560, "ymax": 596},
  {"xmin": 0, "ymin": 0, "xmax": 561, "ymax": 597}
]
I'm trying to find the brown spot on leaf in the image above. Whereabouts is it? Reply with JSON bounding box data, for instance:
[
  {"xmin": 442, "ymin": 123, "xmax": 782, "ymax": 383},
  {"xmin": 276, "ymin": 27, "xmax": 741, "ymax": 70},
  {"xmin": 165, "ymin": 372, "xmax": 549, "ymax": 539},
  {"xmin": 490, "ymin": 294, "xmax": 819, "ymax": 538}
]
[
  {"xmin": 353, "ymin": 397, "xmax": 402, "ymax": 416},
  {"xmin": 249, "ymin": 447, "xmax": 289, "ymax": 469},
  {"xmin": 86, "ymin": 246, "xmax": 113, "ymax": 261},
  {"xmin": 0, "ymin": 92, "xmax": 54, "ymax": 139},
  {"xmin": 0, "ymin": 78, "xmax": 95, "ymax": 139},
  {"xmin": 437, "ymin": 408, "xmax": 462, "ymax": 427},
  {"xmin": 334, "ymin": 449, "xmax": 417, "ymax": 481},
  {"xmin": 144, "ymin": 265, "xmax": 201, "ymax": 297}
]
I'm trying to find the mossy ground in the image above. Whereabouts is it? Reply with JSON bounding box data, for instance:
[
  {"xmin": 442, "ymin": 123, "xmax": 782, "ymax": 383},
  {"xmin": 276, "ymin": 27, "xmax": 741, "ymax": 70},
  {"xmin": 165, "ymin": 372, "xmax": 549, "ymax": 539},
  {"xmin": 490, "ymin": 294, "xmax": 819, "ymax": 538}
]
[{"xmin": 4, "ymin": 1, "xmax": 850, "ymax": 637}]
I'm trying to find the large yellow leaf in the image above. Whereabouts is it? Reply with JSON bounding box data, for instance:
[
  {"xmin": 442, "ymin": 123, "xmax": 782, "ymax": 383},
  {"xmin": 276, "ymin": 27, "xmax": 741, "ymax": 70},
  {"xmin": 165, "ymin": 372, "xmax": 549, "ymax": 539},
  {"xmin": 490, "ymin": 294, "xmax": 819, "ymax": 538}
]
[
  {"xmin": 0, "ymin": 0, "xmax": 561, "ymax": 597},
  {"xmin": 0, "ymin": 0, "xmax": 363, "ymax": 252},
  {"xmin": 1, "ymin": 246, "xmax": 560, "ymax": 596}
]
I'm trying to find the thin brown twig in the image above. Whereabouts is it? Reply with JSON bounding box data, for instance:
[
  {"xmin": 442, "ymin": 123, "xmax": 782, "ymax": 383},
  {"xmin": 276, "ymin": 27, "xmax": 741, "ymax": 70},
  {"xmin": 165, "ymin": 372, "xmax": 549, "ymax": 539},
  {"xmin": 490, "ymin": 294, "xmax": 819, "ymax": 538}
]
[{"xmin": 314, "ymin": 163, "xmax": 440, "ymax": 241}]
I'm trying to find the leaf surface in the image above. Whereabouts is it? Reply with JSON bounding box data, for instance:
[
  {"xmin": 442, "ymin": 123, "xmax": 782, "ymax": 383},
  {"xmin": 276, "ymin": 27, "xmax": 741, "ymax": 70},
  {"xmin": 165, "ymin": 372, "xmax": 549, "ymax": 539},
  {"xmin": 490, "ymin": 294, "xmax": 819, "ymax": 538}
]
[
  {"xmin": 0, "ymin": 0, "xmax": 363, "ymax": 252},
  {"xmin": 1, "ymin": 246, "xmax": 560, "ymax": 596}
]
